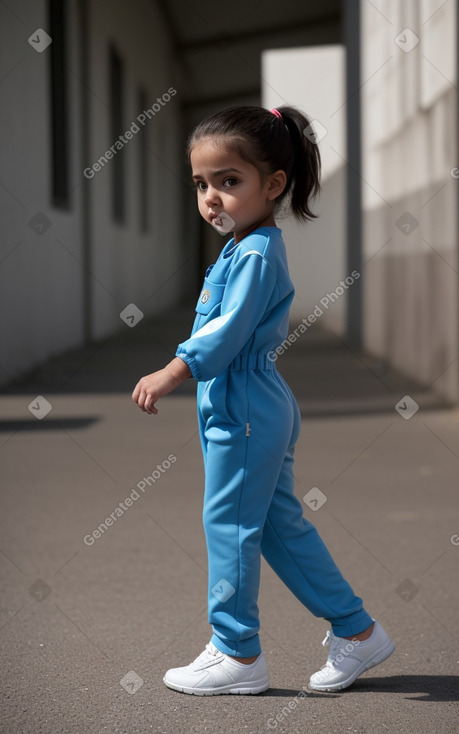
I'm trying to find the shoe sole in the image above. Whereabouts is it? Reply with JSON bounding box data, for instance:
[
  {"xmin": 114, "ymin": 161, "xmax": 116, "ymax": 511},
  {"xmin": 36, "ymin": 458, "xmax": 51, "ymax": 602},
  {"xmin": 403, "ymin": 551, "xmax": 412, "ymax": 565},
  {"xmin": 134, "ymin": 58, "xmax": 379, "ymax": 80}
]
[
  {"xmin": 163, "ymin": 676, "xmax": 270, "ymax": 696},
  {"xmin": 308, "ymin": 639, "xmax": 395, "ymax": 692}
]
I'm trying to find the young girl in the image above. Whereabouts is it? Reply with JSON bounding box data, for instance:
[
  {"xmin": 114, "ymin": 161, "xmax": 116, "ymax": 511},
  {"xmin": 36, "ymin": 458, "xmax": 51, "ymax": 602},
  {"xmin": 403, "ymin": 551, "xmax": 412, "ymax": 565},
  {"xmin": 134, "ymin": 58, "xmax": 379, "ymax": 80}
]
[{"xmin": 132, "ymin": 105, "xmax": 394, "ymax": 695}]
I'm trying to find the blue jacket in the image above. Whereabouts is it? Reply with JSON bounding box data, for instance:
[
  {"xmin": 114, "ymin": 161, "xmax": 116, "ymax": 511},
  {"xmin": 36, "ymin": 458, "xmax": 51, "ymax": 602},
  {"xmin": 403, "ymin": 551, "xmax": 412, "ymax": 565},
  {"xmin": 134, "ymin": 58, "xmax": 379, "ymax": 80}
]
[{"xmin": 175, "ymin": 227, "xmax": 294, "ymax": 382}]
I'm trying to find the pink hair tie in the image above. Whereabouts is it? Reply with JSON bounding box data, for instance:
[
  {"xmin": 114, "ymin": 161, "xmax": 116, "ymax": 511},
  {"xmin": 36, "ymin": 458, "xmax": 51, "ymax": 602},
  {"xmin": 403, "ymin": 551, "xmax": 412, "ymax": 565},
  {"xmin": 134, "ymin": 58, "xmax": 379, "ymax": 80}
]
[{"xmin": 270, "ymin": 107, "xmax": 290, "ymax": 134}]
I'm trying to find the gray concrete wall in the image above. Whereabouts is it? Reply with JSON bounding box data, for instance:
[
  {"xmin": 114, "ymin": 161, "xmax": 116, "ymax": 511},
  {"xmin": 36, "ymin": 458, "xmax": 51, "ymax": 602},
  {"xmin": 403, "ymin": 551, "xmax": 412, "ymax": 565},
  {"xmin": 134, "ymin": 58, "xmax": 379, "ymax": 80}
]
[
  {"xmin": 361, "ymin": 0, "xmax": 458, "ymax": 402},
  {"xmin": 262, "ymin": 45, "xmax": 348, "ymax": 332},
  {"xmin": 0, "ymin": 0, "xmax": 183, "ymax": 384},
  {"xmin": 86, "ymin": 0, "xmax": 183, "ymax": 340},
  {"xmin": 0, "ymin": 0, "xmax": 85, "ymax": 383}
]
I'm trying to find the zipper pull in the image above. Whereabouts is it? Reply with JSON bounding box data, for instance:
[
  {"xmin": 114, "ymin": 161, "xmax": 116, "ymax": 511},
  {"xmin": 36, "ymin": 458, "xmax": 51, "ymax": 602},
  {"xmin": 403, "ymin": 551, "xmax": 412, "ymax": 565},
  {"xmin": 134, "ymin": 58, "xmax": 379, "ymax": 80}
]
[{"xmin": 246, "ymin": 422, "xmax": 251, "ymax": 437}]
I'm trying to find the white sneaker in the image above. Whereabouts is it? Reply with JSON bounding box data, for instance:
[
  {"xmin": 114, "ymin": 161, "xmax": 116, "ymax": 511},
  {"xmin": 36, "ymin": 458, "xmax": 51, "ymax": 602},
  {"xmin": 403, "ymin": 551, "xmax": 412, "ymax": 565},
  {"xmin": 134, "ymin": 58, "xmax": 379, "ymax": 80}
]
[
  {"xmin": 163, "ymin": 642, "xmax": 270, "ymax": 695},
  {"xmin": 309, "ymin": 621, "xmax": 395, "ymax": 691}
]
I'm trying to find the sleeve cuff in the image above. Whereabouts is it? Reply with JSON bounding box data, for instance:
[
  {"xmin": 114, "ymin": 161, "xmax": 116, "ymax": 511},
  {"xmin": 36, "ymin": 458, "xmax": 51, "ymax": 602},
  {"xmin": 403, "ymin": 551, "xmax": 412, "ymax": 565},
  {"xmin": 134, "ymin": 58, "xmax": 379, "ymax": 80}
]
[{"xmin": 175, "ymin": 351, "xmax": 202, "ymax": 381}]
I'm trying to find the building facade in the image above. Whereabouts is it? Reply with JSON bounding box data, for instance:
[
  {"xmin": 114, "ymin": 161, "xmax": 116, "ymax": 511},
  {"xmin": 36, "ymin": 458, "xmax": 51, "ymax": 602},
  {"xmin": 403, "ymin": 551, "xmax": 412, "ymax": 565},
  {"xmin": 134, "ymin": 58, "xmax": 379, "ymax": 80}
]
[{"xmin": 1, "ymin": 0, "xmax": 457, "ymax": 403}]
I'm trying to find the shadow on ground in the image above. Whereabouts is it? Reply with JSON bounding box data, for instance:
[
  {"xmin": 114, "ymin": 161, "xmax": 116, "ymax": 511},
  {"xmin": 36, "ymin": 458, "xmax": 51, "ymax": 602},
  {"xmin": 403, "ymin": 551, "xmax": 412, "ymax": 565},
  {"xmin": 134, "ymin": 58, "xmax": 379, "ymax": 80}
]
[
  {"xmin": 1, "ymin": 307, "xmax": 451, "ymax": 419},
  {"xmin": 262, "ymin": 675, "xmax": 459, "ymax": 701}
]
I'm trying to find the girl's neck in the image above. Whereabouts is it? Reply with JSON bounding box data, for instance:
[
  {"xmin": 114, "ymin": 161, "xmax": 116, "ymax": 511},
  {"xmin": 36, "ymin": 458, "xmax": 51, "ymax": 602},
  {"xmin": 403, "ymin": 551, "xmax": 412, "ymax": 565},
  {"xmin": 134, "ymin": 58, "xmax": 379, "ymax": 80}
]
[{"xmin": 233, "ymin": 213, "xmax": 277, "ymax": 244}]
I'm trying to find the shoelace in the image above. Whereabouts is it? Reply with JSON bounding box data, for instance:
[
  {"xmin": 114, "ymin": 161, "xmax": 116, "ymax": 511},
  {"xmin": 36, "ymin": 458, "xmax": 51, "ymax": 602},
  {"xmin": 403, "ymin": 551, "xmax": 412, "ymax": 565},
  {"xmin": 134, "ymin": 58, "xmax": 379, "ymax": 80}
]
[
  {"xmin": 193, "ymin": 643, "xmax": 219, "ymax": 667},
  {"xmin": 316, "ymin": 631, "xmax": 332, "ymax": 671},
  {"xmin": 320, "ymin": 630, "xmax": 345, "ymax": 669}
]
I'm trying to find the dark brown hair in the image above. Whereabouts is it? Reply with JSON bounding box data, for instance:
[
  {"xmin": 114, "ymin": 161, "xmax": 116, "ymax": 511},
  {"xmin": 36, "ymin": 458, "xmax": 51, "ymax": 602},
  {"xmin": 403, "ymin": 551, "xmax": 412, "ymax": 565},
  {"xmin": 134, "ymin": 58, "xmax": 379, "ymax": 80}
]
[{"xmin": 187, "ymin": 105, "xmax": 322, "ymax": 222}]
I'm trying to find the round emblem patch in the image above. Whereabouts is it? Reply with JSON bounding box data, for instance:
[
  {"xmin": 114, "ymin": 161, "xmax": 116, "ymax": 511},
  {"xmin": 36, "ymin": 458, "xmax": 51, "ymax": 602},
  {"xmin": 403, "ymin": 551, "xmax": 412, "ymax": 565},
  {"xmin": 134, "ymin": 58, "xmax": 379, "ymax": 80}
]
[{"xmin": 200, "ymin": 289, "xmax": 210, "ymax": 304}]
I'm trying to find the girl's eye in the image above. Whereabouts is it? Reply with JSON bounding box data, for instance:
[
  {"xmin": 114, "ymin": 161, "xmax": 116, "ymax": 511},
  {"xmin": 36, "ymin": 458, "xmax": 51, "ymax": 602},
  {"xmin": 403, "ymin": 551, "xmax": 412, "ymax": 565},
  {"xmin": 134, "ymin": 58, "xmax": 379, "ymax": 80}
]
[{"xmin": 193, "ymin": 178, "xmax": 238, "ymax": 191}]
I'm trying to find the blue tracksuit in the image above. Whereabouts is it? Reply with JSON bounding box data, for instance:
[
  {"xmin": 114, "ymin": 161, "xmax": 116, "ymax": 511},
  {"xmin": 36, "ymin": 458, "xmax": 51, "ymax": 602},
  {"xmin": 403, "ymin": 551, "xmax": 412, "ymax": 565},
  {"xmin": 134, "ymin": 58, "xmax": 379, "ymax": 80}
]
[{"xmin": 176, "ymin": 226, "xmax": 372, "ymax": 657}]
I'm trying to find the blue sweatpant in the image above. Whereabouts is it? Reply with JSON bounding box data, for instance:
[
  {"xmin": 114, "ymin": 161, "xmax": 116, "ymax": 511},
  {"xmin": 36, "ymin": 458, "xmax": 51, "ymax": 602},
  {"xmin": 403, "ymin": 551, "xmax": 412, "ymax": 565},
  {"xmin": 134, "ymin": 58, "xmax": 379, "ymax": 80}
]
[{"xmin": 198, "ymin": 357, "xmax": 373, "ymax": 657}]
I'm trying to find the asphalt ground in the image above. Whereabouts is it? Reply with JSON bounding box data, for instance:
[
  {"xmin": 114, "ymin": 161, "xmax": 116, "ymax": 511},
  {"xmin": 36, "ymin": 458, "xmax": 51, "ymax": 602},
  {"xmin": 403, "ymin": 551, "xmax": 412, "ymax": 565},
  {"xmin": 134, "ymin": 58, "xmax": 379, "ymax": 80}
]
[{"xmin": 1, "ymin": 309, "xmax": 458, "ymax": 734}]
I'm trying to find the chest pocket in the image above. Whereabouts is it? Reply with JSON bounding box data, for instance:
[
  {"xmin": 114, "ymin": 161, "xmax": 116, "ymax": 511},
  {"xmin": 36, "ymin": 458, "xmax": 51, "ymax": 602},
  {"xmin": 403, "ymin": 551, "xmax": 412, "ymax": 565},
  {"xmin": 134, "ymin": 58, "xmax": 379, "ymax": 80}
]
[{"xmin": 195, "ymin": 277, "xmax": 226, "ymax": 316}]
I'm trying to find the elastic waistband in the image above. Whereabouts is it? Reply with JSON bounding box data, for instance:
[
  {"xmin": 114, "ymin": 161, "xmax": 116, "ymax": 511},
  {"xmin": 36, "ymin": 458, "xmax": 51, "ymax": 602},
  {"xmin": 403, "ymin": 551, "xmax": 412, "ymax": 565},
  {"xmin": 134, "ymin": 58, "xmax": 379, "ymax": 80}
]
[{"xmin": 229, "ymin": 353, "xmax": 276, "ymax": 371}]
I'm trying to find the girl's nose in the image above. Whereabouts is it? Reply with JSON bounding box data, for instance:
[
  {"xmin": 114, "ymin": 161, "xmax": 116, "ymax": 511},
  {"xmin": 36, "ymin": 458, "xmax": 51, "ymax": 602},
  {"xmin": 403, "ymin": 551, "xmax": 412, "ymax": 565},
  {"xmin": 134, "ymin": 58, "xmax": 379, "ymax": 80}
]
[{"xmin": 204, "ymin": 186, "xmax": 220, "ymax": 206}]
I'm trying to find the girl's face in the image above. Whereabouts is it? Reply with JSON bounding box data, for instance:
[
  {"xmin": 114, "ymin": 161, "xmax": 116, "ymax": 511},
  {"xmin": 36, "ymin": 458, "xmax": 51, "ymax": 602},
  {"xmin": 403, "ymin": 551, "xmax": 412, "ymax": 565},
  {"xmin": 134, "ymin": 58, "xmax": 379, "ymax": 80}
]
[{"xmin": 190, "ymin": 138, "xmax": 285, "ymax": 244}]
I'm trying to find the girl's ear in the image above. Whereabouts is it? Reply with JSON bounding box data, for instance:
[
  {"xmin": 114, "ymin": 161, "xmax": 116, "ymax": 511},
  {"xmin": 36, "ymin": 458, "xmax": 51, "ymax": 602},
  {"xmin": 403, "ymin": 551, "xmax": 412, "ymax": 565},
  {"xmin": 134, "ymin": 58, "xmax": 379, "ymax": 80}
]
[{"xmin": 266, "ymin": 169, "xmax": 287, "ymax": 200}]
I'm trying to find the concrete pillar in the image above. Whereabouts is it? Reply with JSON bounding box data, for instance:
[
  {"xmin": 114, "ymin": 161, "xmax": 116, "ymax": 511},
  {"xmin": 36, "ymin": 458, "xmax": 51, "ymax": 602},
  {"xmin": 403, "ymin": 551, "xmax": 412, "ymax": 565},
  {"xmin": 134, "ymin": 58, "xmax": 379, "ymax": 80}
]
[{"xmin": 343, "ymin": 0, "xmax": 363, "ymax": 349}]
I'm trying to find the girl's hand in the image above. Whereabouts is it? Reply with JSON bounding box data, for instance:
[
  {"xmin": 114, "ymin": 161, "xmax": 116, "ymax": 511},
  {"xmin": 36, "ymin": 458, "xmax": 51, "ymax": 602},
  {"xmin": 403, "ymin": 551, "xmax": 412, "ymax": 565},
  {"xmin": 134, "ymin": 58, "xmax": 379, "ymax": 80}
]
[{"xmin": 132, "ymin": 358, "xmax": 191, "ymax": 414}]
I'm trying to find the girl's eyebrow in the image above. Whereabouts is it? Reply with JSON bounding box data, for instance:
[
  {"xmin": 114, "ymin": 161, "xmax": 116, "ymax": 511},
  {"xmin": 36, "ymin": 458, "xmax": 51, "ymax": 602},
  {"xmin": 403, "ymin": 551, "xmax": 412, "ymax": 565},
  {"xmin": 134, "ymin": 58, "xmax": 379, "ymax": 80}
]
[{"xmin": 192, "ymin": 168, "xmax": 243, "ymax": 180}]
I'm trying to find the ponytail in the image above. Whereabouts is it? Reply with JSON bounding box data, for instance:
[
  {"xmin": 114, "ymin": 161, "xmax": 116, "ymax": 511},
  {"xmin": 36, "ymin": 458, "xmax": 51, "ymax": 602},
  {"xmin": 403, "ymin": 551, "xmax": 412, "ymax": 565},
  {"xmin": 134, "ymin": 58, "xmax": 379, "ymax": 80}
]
[{"xmin": 276, "ymin": 106, "xmax": 322, "ymax": 222}]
